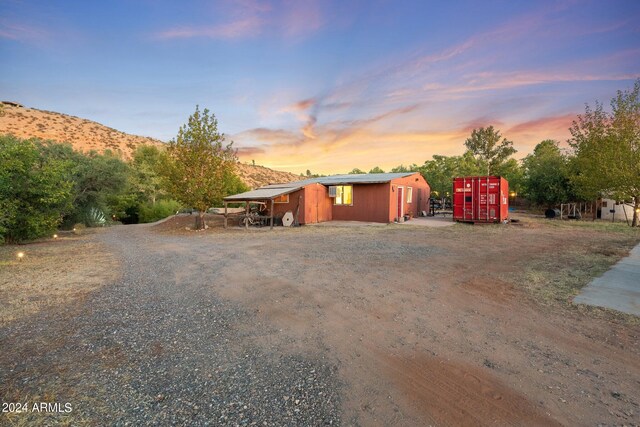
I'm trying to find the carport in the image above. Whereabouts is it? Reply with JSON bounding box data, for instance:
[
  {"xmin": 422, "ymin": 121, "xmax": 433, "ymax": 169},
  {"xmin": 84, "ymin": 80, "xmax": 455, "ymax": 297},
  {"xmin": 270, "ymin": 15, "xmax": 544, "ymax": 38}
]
[{"xmin": 222, "ymin": 183, "xmax": 303, "ymax": 229}]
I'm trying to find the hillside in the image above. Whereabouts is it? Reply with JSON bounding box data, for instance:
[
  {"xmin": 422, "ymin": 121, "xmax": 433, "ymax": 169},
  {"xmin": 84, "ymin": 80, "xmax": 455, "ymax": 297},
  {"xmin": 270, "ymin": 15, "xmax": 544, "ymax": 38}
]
[
  {"xmin": 0, "ymin": 102, "xmax": 164, "ymax": 159},
  {"xmin": 0, "ymin": 102, "xmax": 300, "ymax": 189},
  {"xmin": 235, "ymin": 163, "xmax": 301, "ymax": 189}
]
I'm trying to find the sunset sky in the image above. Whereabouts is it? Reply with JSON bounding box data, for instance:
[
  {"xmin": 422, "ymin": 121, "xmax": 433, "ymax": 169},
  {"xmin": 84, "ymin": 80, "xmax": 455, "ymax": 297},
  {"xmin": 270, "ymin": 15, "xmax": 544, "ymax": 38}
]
[{"xmin": 2, "ymin": 0, "xmax": 639, "ymax": 174}]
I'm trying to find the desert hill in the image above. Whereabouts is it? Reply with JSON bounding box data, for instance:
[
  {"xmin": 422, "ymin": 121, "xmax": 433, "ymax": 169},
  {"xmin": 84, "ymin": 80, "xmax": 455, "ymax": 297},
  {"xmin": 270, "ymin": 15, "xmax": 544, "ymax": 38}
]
[
  {"xmin": 0, "ymin": 102, "xmax": 300, "ymax": 189},
  {"xmin": 0, "ymin": 102, "xmax": 164, "ymax": 159}
]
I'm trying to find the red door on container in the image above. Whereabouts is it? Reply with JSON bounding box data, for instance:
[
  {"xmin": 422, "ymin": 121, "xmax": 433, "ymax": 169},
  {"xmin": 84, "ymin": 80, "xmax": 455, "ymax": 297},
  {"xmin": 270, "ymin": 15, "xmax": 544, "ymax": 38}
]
[{"xmin": 397, "ymin": 187, "xmax": 404, "ymax": 219}]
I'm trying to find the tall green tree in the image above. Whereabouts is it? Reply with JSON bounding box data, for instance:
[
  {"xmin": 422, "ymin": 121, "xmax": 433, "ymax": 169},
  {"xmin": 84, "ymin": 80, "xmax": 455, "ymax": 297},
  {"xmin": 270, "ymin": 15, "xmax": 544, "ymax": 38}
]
[
  {"xmin": 368, "ymin": 166, "xmax": 385, "ymax": 173},
  {"xmin": 161, "ymin": 106, "xmax": 239, "ymax": 229},
  {"xmin": 464, "ymin": 126, "xmax": 517, "ymax": 175},
  {"xmin": 569, "ymin": 79, "xmax": 640, "ymax": 226},
  {"xmin": 0, "ymin": 136, "xmax": 74, "ymax": 242},
  {"xmin": 523, "ymin": 140, "xmax": 572, "ymax": 207},
  {"xmin": 348, "ymin": 168, "xmax": 365, "ymax": 174}
]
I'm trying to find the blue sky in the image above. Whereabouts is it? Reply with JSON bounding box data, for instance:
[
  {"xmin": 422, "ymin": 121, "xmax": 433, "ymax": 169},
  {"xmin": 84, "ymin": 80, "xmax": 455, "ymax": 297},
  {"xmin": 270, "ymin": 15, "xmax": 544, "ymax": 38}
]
[{"xmin": 1, "ymin": 0, "xmax": 639, "ymax": 173}]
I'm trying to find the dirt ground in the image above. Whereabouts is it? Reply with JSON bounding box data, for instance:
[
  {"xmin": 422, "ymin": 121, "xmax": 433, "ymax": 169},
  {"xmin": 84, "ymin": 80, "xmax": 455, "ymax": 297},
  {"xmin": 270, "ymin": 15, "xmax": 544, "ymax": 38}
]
[
  {"xmin": 0, "ymin": 231, "xmax": 118, "ymax": 326},
  {"xmin": 1, "ymin": 214, "xmax": 639, "ymax": 425}
]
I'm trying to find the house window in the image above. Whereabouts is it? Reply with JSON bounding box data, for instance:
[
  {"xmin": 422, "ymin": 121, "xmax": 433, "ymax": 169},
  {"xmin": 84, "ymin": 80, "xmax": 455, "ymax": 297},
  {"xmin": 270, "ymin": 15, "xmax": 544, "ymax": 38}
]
[
  {"xmin": 407, "ymin": 187, "xmax": 413, "ymax": 203},
  {"xmin": 274, "ymin": 194, "xmax": 289, "ymax": 203},
  {"xmin": 335, "ymin": 185, "xmax": 353, "ymax": 205},
  {"xmin": 602, "ymin": 201, "xmax": 608, "ymax": 207}
]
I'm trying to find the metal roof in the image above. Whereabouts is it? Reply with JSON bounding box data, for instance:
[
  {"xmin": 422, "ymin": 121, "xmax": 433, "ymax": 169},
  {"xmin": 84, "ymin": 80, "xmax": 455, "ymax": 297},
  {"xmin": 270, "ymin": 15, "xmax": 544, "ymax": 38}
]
[
  {"xmin": 223, "ymin": 185, "xmax": 303, "ymax": 201},
  {"xmin": 315, "ymin": 172, "xmax": 415, "ymax": 185},
  {"xmin": 223, "ymin": 172, "xmax": 418, "ymax": 201}
]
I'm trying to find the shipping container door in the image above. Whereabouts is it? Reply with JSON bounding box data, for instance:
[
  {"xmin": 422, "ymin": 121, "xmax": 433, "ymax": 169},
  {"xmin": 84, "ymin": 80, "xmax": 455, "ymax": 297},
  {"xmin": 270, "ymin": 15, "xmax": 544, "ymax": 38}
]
[{"xmin": 477, "ymin": 178, "xmax": 499, "ymax": 221}]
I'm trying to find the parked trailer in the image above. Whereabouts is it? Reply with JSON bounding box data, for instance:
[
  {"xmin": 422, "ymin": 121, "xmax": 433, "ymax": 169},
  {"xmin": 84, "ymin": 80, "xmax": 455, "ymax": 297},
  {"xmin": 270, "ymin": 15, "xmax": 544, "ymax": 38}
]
[{"xmin": 453, "ymin": 176, "xmax": 509, "ymax": 223}]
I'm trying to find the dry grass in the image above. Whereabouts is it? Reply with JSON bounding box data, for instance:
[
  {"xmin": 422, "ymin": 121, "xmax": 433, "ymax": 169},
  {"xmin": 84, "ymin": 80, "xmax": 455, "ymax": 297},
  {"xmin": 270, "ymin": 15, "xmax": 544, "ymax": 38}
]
[
  {"xmin": 507, "ymin": 215, "xmax": 640, "ymax": 323},
  {"xmin": 0, "ymin": 232, "xmax": 120, "ymax": 326}
]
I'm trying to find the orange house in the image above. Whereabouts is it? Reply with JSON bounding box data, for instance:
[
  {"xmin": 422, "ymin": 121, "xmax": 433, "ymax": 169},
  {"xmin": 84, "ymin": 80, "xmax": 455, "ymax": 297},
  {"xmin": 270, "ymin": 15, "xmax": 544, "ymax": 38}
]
[{"xmin": 223, "ymin": 172, "xmax": 431, "ymax": 225}]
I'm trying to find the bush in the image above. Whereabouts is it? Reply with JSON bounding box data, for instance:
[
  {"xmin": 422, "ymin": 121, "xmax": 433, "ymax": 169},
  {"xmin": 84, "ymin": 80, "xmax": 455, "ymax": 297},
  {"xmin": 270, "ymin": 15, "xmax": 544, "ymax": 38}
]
[
  {"xmin": 138, "ymin": 199, "xmax": 182, "ymax": 223},
  {"xmin": 0, "ymin": 136, "xmax": 73, "ymax": 243}
]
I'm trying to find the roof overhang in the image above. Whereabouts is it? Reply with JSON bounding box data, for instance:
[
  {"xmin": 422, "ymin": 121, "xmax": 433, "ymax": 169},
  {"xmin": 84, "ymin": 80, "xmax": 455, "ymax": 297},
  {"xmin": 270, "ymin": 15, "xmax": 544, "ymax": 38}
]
[{"xmin": 223, "ymin": 186, "xmax": 303, "ymax": 202}]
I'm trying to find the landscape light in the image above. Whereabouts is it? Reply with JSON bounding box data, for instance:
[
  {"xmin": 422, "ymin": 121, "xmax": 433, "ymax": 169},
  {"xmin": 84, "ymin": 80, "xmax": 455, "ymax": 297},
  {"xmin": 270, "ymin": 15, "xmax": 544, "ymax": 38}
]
[
  {"xmin": 17, "ymin": 252, "xmax": 24, "ymax": 260},
  {"xmin": 53, "ymin": 234, "xmax": 58, "ymax": 239}
]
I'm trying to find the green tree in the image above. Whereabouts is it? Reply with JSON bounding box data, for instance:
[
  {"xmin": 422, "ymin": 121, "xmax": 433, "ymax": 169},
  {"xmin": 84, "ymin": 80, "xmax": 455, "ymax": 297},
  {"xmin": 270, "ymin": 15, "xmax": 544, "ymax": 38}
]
[
  {"xmin": 522, "ymin": 140, "xmax": 572, "ymax": 207},
  {"xmin": 131, "ymin": 145, "xmax": 166, "ymax": 205},
  {"xmin": 368, "ymin": 166, "xmax": 385, "ymax": 173},
  {"xmin": 390, "ymin": 164, "xmax": 419, "ymax": 173},
  {"xmin": 417, "ymin": 152, "xmax": 484, "ymax": 198},
  {"xmin": 464, "ymin": 126, "xmax": 517, "ymax": 175},
  {"xmin": 493, "ymin": 158, "xmax": 524, "ymax": 195},
  {"xmin": 348, "ymin": 168, "xmax": 365, "ymax": 174},
  {"xmin": 70, "ymin": 150, "xmax": 132, "ymax": 225},
  {"xmin": 35, "ymin": 141, "xmax": 133, "ymax": 226},
  {"xmin": 161, "ymin": 106, "xmax": 239, "ymax": 229},
  {"xmin": 0, "ymin": 136, "xmax": 74, "ymax": 242},
  {"xmin": 569, "ymin": 79, "xmax": 640, "ymax": 226}
]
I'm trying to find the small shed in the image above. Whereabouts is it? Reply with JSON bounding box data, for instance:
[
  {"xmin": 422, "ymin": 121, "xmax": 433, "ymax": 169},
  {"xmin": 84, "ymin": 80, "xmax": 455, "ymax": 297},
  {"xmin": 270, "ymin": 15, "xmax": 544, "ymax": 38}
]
[{"xmin": 599, "ymin": 199, "xmax": 636, "ymax": 223}]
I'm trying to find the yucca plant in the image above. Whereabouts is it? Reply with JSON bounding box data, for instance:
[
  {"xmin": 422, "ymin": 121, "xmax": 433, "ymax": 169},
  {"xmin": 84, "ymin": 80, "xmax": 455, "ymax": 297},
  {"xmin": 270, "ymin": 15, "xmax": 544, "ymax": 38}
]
[{"xmin": 83, "ymin": 207, "xmax": 106, "ymax": 227}]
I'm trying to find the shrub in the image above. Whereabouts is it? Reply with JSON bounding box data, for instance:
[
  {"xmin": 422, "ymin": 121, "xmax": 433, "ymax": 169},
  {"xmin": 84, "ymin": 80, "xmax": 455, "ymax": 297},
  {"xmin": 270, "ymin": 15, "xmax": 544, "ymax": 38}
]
[
  {"xmin": 138, "ymin": 199, "xmax": 182, "ymax": 223},
  {"xmin": 0, "ymin": 136, "xmax": 73, "ymax": 243}
]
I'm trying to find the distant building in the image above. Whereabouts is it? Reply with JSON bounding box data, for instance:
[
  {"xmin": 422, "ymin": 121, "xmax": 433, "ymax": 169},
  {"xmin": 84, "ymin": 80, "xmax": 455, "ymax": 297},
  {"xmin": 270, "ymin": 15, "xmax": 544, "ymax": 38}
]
[
  {"xmin": 1, "ymin": 101, "xmax": 24, "ymax": 108},
  {"xmin": 599, "ymin": 199, "xmax": 636, "ymax": 222}
]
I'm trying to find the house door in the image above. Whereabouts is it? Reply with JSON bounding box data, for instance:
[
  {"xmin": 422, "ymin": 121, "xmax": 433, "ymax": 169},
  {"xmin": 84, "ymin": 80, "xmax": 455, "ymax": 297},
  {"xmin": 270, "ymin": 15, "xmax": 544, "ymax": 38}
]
[{"xmin": 397, "ymin": 186, "xmax": 404, "ymax": 219}]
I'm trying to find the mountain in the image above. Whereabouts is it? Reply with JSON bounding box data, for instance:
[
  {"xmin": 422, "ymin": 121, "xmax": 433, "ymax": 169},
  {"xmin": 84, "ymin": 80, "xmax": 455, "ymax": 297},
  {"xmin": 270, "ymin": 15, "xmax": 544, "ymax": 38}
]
[{"xmin": 0, "ymin": 102, "xmax": 300, "ymax": 189}]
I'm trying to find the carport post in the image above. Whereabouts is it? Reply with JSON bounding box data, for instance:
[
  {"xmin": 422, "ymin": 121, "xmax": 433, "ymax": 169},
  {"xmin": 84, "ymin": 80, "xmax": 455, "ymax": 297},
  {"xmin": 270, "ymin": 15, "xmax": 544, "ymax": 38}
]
[
  {"xmin": 245, "ymin": 202, "xmax": 250, "ymax": 229},
  {"xmin": 224, "ymin": 201, "xmax": 228, "ymax": 228},
  {"xmin": 270, "ymin": 198, "xmax": 274, "ymax": 230}
]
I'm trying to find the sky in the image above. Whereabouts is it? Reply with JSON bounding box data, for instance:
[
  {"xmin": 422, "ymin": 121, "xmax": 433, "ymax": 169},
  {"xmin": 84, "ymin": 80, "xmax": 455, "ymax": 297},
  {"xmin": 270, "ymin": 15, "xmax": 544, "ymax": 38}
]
[{"xmin": 1, "ymin": 0, "xmax": 639, "ymax": 174}]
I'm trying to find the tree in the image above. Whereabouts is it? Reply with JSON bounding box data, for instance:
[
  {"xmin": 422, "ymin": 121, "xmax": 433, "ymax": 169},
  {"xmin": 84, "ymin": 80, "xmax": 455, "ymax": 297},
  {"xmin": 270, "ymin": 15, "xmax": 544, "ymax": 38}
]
[
  {"xmin": 369, "ymin": 166, "xmax": 385, "ymax": 173},
  {"xmin": 390, "ymin": 164, "xmax": 419, "ymax": 173},
  {"xmin": 131, "ymin": 145, "xmax": 166, "ymax": 205},
  {"xmin": 161, "ymin": 106, "xmax": 239, "ymax": 229},
  {"xmin": 464, "ymin": 126, "xmax": 517, "ymax": 175},
  {"xmin": 0, "ymin": 136, "xmax": 74, "ymax": 242},
  {"xmin": 522, "ymin": 140, "xmax": 572, "ymax": 207},
  {"xmin": 569, "ymin": 79, "xmax": 640, "ymax": 226},
  {"xmin": 417, "ymin": 152, "xmax": 484, "ymax": 198},
  {"xmin": 348, "ymin": 168, "xmax": 365, "ymax": 174},
  {"xmin": 493, "ymin": 158, "xmax": 524, "ymax": 195}
]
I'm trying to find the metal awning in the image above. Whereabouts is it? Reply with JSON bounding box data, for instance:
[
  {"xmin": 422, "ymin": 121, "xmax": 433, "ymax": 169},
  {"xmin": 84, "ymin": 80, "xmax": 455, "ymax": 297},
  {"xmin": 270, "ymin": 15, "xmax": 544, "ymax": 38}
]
[{"xmin": 223, "ymin": 185, "xmax": 303, "ymax": 202}]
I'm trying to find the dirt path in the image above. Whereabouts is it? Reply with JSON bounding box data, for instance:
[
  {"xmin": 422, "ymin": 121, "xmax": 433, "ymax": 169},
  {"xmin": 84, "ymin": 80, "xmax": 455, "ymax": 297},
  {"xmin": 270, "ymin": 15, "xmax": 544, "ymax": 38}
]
[{"xmin": 1, "ymin": 219, "xmax": 639, "ymax": 425}]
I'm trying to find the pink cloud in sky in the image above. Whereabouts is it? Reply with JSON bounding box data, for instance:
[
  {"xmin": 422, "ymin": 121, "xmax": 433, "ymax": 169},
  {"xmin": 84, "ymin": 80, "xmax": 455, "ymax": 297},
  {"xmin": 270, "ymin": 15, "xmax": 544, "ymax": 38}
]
[
  {"xmin": 0, "ymin": 19, "xmax": 49, "ymax": 42},
  {"xmin": 507, "ymin": 114, "xmax": 576, "ymax": 136},
  {"xmin": 154, "ymin": 0, "xmax": 324, "ymax": 40},
  {"xmin": 155, "ymin": 16, "xmax": 263, "ymax": 40}
]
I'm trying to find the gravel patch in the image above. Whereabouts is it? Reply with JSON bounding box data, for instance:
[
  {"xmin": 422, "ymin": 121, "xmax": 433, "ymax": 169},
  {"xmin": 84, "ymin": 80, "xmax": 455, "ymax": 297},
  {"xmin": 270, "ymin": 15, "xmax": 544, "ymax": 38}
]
[{"xmin": 0, "ymin": 225, "xmax": 342, "ymax": 426}]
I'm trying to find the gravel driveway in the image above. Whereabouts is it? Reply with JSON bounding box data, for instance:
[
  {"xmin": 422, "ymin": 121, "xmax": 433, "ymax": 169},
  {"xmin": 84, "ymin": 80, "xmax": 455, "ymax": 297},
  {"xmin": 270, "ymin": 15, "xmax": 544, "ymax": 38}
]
[{"xmin": 0, "ymin": 225, "xmax": 342, "ymax": 426}]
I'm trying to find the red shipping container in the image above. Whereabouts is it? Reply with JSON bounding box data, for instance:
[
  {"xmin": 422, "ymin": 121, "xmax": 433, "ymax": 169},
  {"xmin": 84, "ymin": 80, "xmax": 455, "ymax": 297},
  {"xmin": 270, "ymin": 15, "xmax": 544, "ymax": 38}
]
[{"xmin": 453, "ymin": 176, "xmax": 509, "ymax": 223}]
